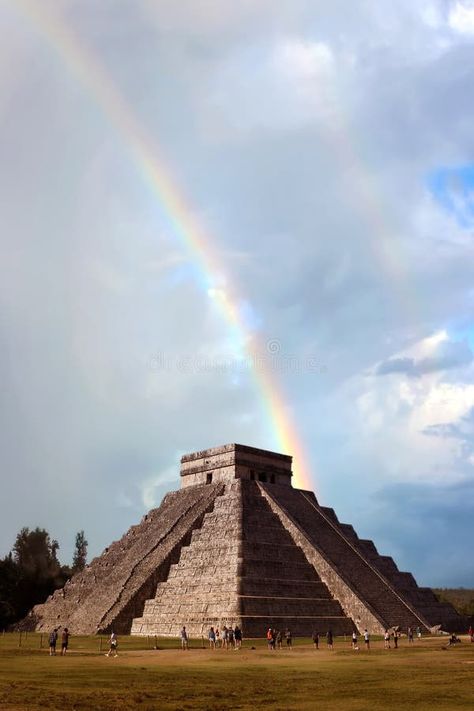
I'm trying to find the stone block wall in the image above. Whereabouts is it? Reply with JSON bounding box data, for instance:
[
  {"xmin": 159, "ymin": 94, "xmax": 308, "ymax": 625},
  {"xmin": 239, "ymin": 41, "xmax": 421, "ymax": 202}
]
[{"xmin": 180, "ymin": 443, "xmax": 293, "ymax": 488}]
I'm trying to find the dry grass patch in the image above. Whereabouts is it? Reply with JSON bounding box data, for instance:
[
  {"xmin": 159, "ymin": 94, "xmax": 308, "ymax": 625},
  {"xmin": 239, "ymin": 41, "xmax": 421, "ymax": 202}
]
[{"xmin": 0, "ymin": 634, "xmax": 473, "ymax": 710}]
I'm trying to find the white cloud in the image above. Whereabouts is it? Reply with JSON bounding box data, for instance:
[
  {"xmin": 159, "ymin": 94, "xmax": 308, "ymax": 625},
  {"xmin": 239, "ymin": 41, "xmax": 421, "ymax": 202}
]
[
  {"xmin": 343, "ymin": 332, "xmax": 474, "ymax": 485},
  {"xmin": 421, "ymin": 2, "xmax": 444, "ymax": 29},
  {"xmin": 372, "ymin": 331, "xmax": 474, "ymax": 425},
  {"xmin": 205, "ymin": 37, "xmax": 338, "ymax": 134},
  {"xmin": 449, "ymin": 1, "xmax": 474, "ymax": 34},
  {"xmin": 275, "ymin": 38, "xmax": 334, "ymax": 79},
  {"xmin": 414, "ymin": 381, "xmax": 474, "ymax": 430}
]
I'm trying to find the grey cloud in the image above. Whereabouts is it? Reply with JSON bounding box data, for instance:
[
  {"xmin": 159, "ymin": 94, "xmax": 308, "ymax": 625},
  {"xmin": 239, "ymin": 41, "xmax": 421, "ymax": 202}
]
[
  {"xmin": 424, "ymin": 406, "xmax": 474, "ymax": 438},
  {"xmin": 423, "ymin": 422, "xmax": 459, "ymax": 438},
  {"xmin": 366, "ymin": 479, "xmax": 474, "ymax": 587},
  {"xmin": 376, "ymin": 357, "xmax": 417, "ymax": 376},
  {"xmin": 376, "ymin": 340, "xmax": 473, "ymax": 377},
  {"xmin": 423, "ymin": 407, "xmax": 474, "ymax": 473}
]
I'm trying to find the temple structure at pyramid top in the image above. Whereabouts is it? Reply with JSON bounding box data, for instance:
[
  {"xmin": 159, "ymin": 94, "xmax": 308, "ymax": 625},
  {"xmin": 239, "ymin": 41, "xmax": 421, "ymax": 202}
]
[
  {"xmin": 180, "ymin": 443, "xmax": 293, "ymax": 488},
  {"xmin": 21, "ymin": 443, "xmax": 463, "ymax": 637}
]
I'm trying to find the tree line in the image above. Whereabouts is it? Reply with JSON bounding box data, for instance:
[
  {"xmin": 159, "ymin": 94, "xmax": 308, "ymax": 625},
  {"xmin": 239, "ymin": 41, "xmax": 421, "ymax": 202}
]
[
  {"xmin": 434, "ymin": 588, "xmax": 474, "ymax": 618},
  {"xmin": 0, "ymin": 528, "xmax": 88, "ymax": 629}
]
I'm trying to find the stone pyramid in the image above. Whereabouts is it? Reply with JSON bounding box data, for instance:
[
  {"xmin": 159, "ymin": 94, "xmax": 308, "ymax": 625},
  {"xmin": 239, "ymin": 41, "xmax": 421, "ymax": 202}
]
[{"xmin": 23, "ymin": 444, "xmax": 462, "ymax": 636}]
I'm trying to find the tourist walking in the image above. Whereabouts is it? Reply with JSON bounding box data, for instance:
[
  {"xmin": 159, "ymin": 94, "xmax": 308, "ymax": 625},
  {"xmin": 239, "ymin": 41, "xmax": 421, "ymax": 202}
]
[
  {"xmin": 393, "ymin": 630, "xmax": 399, "ymax": 649},
  {"xmin": 48, "ymin": 628, "xmax": 58, "ymax": 656},
  {"xmin": 276, "ymin": 629, "xmax": 282, "ymax": 649},
  {"xmin": 312, "ymin": 630, "xmax": 319, "ymax": 649},
  {"xmin": 363, "ymin": 629, "xmax": 370, "ymax": 650},
  {"xmin": 215, "ymin": 627, "xmax": 220, "ymax": 647},
  {"xmin": 228, "ymin": 626, "xmax": 235, "ymax": 649},
  {"xmin": 234, "ymin": 625, "xmax": 242, "ymax": 649},
  {"xmin": 408, "ymin": 626, "xmax": 414, "ymax": 643},
  {"xmin": 208, "ymin": 626, "xmax": 216, "ymax": 649},
  {"xmin": 351, "ymin": 631, "xmax": 359, "ymax": 650},
  {"xmin": 180, "ymin": 626, "xmax": 188, "ymax": 650},
  {"xmin": 285, "ymin": 628, "xmax": 292, "ymax": 649},
  {"xmin": 222, "ymin": 626, "xmax": 228, "ymax": 649},
  {"xmin": 326, "ymin": 629, "xmax": 333, "ymax": 650},
  {"xmin": 416, "ymin": 626, "xmax": 422, "ymax": 639},
  {"xmin": 267, "ymin": 627, "xmax": 275, "ymax": 651},
  {"xmin": 105, "ymin": 632, "xmax": 118, "ymax": 657},
  {"xmin": 61, "ymin": 628, "xmax": 70, "ymax": 655},
  {"xmin": 384, "ymin": 630, "xmax": 391, "ymax": 649}
]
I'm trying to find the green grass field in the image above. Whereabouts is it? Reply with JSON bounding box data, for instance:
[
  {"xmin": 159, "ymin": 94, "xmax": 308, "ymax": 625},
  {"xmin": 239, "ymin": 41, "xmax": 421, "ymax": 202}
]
[{"xmin": 0, "ymin": 633, "xmax": 473, "ymax": 710}]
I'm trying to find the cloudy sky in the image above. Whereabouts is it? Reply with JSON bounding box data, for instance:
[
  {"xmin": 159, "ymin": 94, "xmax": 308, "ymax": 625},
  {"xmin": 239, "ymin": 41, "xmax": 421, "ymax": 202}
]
[{"xmin": 1, "ymin": 0, "xmax": 473, "ymax": 587}]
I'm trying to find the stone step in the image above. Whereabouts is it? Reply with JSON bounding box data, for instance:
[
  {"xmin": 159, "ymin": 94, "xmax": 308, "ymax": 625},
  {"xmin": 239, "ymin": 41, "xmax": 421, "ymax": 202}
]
[
  {"xmin": 241, "ymin": 615, "xmax": 354, "ymax": 638},
  {"xmin": 155, "ymin": 582, "xmax": 240, "ymax": 596},
  {"xmin": 240, "ymin": 560, "xmax": 319, "ymax": 580},
  {"xmin": 240, "ymin": 580, "xmax": 329, "ymax": 598},
  {"xmin": 146, "ymin": 591, "xmax": 341, "ymax": 614},
  {"xmin": 191, "ymin": 526, "xmax": 295, "ymax": 546},
  {"xmin": 239, "ymin": 596, "xmax": 345, "ymax": 617},
  {"xmin": 132, "ymin": 614, "xmax": 355, "ymax": 638},
  {"xmin": 177, "ymin": 542, "xmax": 310, "ymax": 565}
]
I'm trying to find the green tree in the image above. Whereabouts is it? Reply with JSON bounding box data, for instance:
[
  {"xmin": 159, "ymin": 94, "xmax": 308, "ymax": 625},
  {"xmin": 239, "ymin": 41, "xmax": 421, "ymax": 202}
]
[
  {"xmin": 0, "ymin": 554, "xmax": 20, "ymax": 630},
  {"xmin": 13, "ymin": 527, "xmax": 61, "ymax": 580},
  {"xmin": 72, "ymin": 530, "xmax": 88, "ymax": 573},
  {"xmin": 6, "ymin": 527, "xmax": 69, "ymax": 624}
]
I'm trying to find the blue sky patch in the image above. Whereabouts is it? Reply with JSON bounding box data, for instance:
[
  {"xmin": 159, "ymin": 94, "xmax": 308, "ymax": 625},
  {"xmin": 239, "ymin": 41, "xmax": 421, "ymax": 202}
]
[{"xmin": 428, "ymin": 164, "xmax": 474, "ymax": 228}]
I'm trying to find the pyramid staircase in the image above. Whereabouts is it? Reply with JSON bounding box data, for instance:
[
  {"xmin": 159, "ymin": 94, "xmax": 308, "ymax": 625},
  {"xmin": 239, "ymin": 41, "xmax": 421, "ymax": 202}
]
[{"xmin": 131, "ymin": 480, "xmax": 354, "ymax": 636}]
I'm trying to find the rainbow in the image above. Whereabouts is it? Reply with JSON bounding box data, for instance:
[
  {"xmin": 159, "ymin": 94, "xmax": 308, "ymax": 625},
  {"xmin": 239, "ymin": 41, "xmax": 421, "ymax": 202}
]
[{"xmin": 9, "ymin": 0, "xmax": 314, "ymax": 489}]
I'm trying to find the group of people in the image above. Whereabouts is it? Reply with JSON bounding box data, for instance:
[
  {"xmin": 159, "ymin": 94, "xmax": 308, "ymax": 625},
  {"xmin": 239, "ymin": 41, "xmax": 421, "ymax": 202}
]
[
  {"xmin": 309, "ymin": 630, "xmax": 332, "ymax": 649},
  {"xmin": 49, "ymin": 628, "xmax": 118, "ymax": 657},
  {"xmin": 48, "ymin": 627, "xmax": 70, "ymax": 656},
  {"xmin": 48, "ymin": 623, "xmax": 472, "ymax": 655},
  {"xmin": 180, "ymin": 625, "xmax": 243, "ymax": 650},
  {"xmin": 310, "ymin": 629, "xmax": 368, "ymax": 651},
  {"xmin": 407, "ymin": 626, "xmax": 422, "ymax": 642},
  {"xmin": 207, "ymin": 625, "xmax": 242, "ymax": 649},
  {"xmin": 266, "ymin": 627, "xmax": 293, "ymax": 650},
  {"xmin": 383, "ymin": 629, "xmax": 401, "ymax": 649},
  {"xmin": 310, "ymin": 628, "xmax": 400, "ymax": 651}
]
